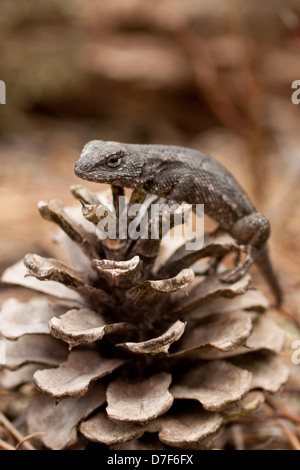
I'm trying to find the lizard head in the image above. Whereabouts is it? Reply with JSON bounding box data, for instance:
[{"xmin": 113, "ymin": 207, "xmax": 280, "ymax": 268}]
[{"xmin": 74, "ymin": 140, "xmax": 145, "ymax": 187}]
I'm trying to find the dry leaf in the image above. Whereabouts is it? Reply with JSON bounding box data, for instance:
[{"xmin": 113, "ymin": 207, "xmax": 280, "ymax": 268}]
[
  {"xmin": 0, "ymin": 364, "xmax": 42, "ymax": 389},
  {"xmin": 170, "ymin": 273, "xmax": 252, "ymax": 316},
  {"xmin": 171, "ymin": 360, "xmax": 252, "ymax": 411},
  {"xmin": 223, "ymin": 391, "xmax": 265, "ymax": 420},
  {"xmin": 157, "ymin": 231, "xmax": 240, "ymax": 278},
  {"xmin": 38, "ymin": 200, "xmax": 101, "ymax": 260},
  {"xmin": 106, "ymin": 373, "xmax": 173, "ymax": 425},
  {"xmin": 34, "ymin": 350, "xmax": 124, "ymax": 399},
  {"xmin": 49, "ymin": 308, "xmax": 128, "ymax": 348},
  {"xmin": 0, "ymin": 297, "xmax": 66, "ymax": 340},
  {"xmin": 246, "ymin": 315, "xmax": 285, "ymax": 354},
  {"xmin": 92, "ymin": 256, "xmax": 143, "ymax": 287},
  {"xmin": 231, "ymin": 353, "xmax": 289, "ymax": 393},
  {"xmin": 190, "ymin": 289, "xmax": 269, "ymax": 320},
  {"xmin": 1, "ymin": 335, "xmax": 68, "ymax": 370},
  {"xmin": 1, "ymin": 261, "xmax": 85, "ymax": 304},
  {"xmin": 118, "ymin": 320, "xmax": 186, "ymax": 355},
  {"xmin": 27, "ymin": 383, "xmax": 106, "ymax": 449},
  {"xmin": 158, "ymin": 405, "xmax": 223, "ymax": 449},
  {"xmin": 171, "ymin": 311, "xmax": 253, "ymax": 358},
  {"xmin": 80, "ymin": 411, "xmax": 146, "ymax": 445},
  {"xmin": 24, "ymin": 254, "xmax": 113, "ymax": 308},
  {"xmin": 125, "ymin": 269, "xmax": 195, "ymax": 311}
]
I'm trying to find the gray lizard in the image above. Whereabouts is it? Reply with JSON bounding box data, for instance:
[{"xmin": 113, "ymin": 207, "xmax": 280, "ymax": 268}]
[{"xmin": 74, "ymin": 140, "xmax": 282, "ymax": 306}]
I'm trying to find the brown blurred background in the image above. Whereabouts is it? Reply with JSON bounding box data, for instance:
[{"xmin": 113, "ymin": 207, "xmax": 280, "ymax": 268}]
[
  {"xmin": 0, "ymin": 0, "xmax": 300, "ymax": 311},
  {"xmin": 0, "ymin": 0, "xmax": 300, "ymax": 446}
]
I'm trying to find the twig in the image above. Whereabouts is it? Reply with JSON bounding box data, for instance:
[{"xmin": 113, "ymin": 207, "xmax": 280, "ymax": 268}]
[
  {"xmin": 0, "ymin": 424, "xmax": 14, "ymax": 441},
  {"xmin": 0, "ymin": 412, "xmax": 36, "ymax": 451},
  {"xmin": 279, "ymin": 305, "xmax": 300, "ymax": 329},
  {"xmin": 276, "ymin": 418, "xmax": 300, "ymax": 451},
  {"xmin": 174, "ymin": 26, "xmax": 248, "ymax": 139},
  {"xmin": 231, "ymin": 424, "xmax": 245, "ymax": 450},
  {"xmin": 265, "ymin": 394, "xmax": 300, "ymax": 425},
  {"xmin": 250, "ymin": 437, "xmax": 275, "ymax": 450},
  {"xmin": 15, "ymin": 432, "xmax": 45, "ymax": 450},
  {"xmin": 0, "ymin": 437, "xmax": 15, "ymax": 451}
]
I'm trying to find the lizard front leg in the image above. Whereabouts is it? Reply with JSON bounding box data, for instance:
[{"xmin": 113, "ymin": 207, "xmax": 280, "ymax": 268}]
[
  {"xmin": 164, "ymin": 174, "xmax": 195, "ymax": 208},
  {"xmin": 220, "ymin": 212, "xmax": 270, "ymax": 282}
]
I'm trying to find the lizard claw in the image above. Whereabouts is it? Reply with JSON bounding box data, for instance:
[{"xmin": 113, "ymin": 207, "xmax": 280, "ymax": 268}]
[
  {"xmin": 205, "ymin": 258, "xmax": 221, "ymax": 275},
  {"xmin": 219, "ymin": 266, "xmax": 247, "ymax": 283},
  {"xmin": 220, "ymin": 244, "xmax": 253, "ymax": 282}
]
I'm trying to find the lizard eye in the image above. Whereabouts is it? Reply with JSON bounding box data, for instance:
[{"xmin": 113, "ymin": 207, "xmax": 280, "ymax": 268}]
[{"xmin": 105, "ymin": 154, "xmax": 123, "ymax": 168}]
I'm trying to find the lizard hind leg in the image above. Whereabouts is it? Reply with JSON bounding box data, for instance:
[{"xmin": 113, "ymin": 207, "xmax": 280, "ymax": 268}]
[{"xmin": 219, "ymin": 213, "xmax": 270, "ymax": 283}]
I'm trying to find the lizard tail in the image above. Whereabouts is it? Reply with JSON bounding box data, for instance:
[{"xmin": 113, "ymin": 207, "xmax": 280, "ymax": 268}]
[{"xmin": 255, "ymin": 245, "xmax": 283, "ymax": 307}]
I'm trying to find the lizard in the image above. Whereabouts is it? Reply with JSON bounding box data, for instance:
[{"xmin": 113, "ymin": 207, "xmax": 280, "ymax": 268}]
[{"xmin": 74, "ymin": 140, "xmax": 282, "ymax": 306}]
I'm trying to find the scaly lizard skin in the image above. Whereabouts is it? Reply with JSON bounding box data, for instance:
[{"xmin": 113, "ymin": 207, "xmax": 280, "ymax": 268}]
[{"xmin": 75, "ymin": 140, "xmax": 282, "ymax": 306}]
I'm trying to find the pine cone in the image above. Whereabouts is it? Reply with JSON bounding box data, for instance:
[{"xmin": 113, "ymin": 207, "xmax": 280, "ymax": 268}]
[{"xmin": 0, "ymin": 184, "xmax": 288, "ymax": 450}]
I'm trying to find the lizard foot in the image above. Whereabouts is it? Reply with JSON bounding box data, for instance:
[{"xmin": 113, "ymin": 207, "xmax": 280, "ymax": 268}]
[
  {"xmin": 219, "ymin": 266, "xmax": 248, "ymax": 283},
  {"xmin": 219, "ymin": 245, "xmax": 253, "ymax": 283},
  {"xmin": 200, "ymin": 258, "xmax": 219, "ymax": 276},
  {"xmin": 205, "ymin": 256, "xmax": 226, "ymax": 275}
]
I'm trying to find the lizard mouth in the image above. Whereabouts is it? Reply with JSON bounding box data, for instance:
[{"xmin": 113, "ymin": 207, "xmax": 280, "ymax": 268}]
[
  {"xmin": 74, "ymin": 163, "xmax": 112, "ymax": 183},
  {"xmin": 74, "ymin": 162, "xmax": 95, "ymax": 181},
  {"xmin": 74, "ymin": 162, "xmax": 85, "ymax": 178}
]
